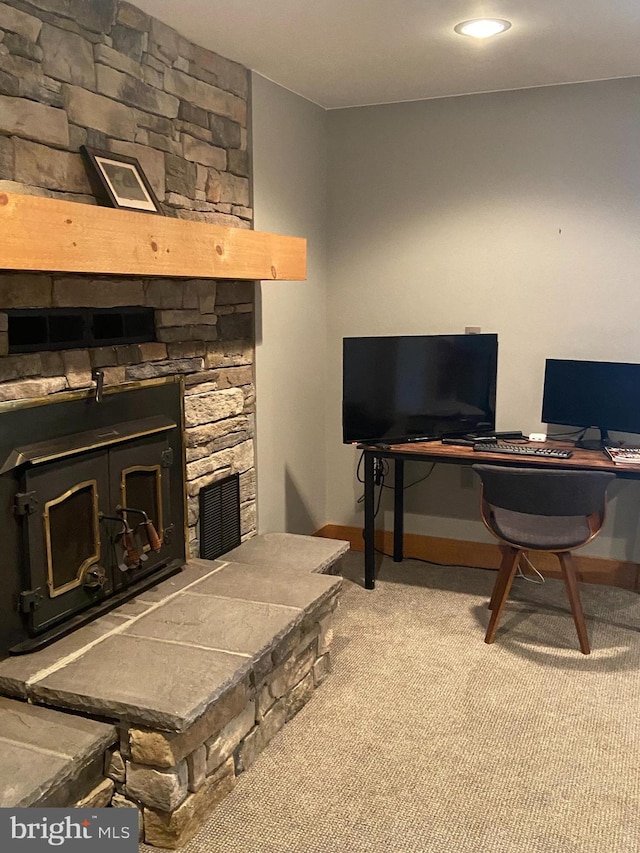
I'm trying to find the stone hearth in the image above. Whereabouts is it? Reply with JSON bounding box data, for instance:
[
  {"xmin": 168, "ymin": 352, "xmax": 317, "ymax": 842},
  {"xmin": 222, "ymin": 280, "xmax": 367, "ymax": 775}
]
[{"xmin": 0, "ymin": 533, "xmax": 348, "ymax": 848}]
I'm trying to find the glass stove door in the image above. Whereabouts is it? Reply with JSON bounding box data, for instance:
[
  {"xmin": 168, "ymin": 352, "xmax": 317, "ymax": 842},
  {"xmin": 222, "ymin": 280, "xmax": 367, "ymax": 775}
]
[{"xmin": 21, "ymin": 451, "xmax": 112, "ymax": 635}]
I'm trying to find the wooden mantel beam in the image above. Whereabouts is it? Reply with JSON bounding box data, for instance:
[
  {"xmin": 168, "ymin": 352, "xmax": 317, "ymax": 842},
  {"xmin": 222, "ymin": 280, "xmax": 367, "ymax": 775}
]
[{"xmin": 0, "ymin": 192, "xmax": 306, "ymax": 281}]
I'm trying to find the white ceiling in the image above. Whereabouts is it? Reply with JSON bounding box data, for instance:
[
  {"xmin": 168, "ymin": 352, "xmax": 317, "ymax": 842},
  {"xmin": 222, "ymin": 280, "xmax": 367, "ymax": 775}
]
[{"xmin": 133, "ymin": 0, "xmax": 640, "ymax": 109}]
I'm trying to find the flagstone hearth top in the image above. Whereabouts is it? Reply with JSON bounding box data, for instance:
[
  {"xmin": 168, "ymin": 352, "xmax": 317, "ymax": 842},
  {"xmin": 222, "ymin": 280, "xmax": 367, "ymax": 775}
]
[
  {"xmin": 0, "ymin": 697, "xmax": 116, "ymax": 808},
  {"xmin": 224, "ymin": 532, "xmax": 350, "ymax": 574},
  {"xmin": 0, "ymin": 538, "xmax": 347, "ymax": 732}
]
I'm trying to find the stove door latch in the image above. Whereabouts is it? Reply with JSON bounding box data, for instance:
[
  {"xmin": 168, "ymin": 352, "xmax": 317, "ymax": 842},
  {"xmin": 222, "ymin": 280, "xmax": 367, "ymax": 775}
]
[
  {"xmin": 19, "ymin": 588, "xmax": 44, "ymax": 613},
  {"xmin": 14, "ymin": 491, "xmax": 37, "ymax": 516}
]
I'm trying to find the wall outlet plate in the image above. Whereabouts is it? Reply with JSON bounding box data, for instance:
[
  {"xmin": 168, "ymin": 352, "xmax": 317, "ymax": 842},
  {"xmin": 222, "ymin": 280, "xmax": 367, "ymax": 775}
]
[{"xmin": 529, "ymin": 432, "xmax": 547, "ymax": 442}]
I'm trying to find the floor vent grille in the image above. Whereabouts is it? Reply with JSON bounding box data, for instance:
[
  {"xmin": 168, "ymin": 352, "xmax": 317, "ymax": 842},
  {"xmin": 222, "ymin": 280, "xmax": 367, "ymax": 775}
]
[{"xmin": 199, "ymin": 474, "xmax": 241, "ymax": 560}]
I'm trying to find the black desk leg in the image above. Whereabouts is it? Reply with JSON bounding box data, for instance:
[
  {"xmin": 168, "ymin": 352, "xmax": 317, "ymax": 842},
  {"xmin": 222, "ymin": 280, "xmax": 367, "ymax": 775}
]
[
  {"xmin": 393, "ymin": 459, "xmax": 404, "ymax": 562},
  {"xmin": 364, "ymin": 450, "xmax": 376, "ymax": 589}
]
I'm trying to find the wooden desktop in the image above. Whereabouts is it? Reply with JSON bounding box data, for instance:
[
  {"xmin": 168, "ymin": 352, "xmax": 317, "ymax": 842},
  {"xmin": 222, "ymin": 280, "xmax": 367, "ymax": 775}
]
[{"xmin": 359, "ymin": 439, "xmax": 640, "ymax": 589}]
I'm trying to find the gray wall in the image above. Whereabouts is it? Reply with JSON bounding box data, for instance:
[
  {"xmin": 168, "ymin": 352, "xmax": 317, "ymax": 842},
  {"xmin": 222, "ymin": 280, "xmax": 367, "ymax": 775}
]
[
  {"xmin": 251, "ymin": 73, "xmax": 328, "ymax": 534},
  {"xmin": 325, "ymin": 78, "xmax": 640, "ymax": 560}
]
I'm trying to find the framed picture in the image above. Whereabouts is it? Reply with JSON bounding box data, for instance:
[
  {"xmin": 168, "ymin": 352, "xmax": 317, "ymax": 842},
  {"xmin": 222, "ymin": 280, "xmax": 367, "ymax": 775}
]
[{"xmin": 80, "ymin": 146, "xmax": 163, "ymax": 214}]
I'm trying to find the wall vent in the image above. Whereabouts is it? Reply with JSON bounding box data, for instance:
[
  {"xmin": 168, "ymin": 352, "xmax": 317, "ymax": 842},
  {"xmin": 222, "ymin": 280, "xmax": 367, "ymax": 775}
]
[{"xmin": 199, "ymin": 474, "xmax": 241, "ymax": 560}]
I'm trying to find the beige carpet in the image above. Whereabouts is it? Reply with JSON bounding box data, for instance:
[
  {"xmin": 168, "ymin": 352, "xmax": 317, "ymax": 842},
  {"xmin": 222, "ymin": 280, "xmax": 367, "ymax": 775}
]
[{"xmin": 143, "ymin": 552, "xmax": 640, "ymax": 852}]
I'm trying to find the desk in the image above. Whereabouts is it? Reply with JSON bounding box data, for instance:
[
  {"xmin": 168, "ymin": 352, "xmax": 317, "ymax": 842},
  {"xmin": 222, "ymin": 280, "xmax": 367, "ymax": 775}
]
[{"xmin": 360, "ymin": 440, "xmax": 640, "ymax": 589}]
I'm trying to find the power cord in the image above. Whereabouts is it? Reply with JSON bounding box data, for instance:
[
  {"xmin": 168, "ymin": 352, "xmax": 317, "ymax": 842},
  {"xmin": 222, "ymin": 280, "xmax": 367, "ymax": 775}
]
[
  {"xmin": 355, "ymin": 454, "xmax": 387, "ymax": 518},
  {"xmin": 355, "ymin": 451, "xmax": 437, "ymax": 521},
  {"xmin": 355, "ymin": 451, "xmax": 543, "ymax": 584},
  {"xmin": 367, "ymin": 545, "xmax": 546, "ymax": 587},
  {"xmin": 546, "ymin": 427, "xmax": 585, "ymax": 443},
  {"xmin": 516, "ymin": 552, "xmax": 545, "ymax": 584}
]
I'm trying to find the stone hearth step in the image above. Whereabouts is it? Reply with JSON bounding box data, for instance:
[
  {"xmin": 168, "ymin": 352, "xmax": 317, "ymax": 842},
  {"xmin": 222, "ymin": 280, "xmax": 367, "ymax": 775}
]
[
  {"xmin": 0, "ymin": 556, "xmax": 344, "ymax": 730},
  {"xmin": 0, "ymin": 696, "xmax": 116, "ymax": 808},
  {"xmin": 0, "ymin": 534, "xmax": 348, "ymax": 847},
  {"xmin": 223, "ymin": 532, "xmax": 350, "ymax": 575}
]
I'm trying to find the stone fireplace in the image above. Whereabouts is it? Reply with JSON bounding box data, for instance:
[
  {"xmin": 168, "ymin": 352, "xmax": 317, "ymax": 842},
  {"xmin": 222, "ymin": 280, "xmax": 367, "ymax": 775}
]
[
  {"xmin": 0, "ymin": 0, "xmax": 309, "ymax": 573},
  {"xmin": 0, "ymin": 0, "xmax": 313, "ymax": 639},
  {"xmin": 0, "ymin": 0, "xmax": 263, "ymax": 561},
  {"xmin": 0, "ymin": 4, "xmax": 348, "ymax": 847}
]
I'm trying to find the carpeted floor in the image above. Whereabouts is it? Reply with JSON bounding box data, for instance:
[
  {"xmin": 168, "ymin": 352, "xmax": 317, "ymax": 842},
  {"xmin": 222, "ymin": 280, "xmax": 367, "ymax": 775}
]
[{"xmin": 142, "ymin": 551, "xmax": 640, "ymax": 852}]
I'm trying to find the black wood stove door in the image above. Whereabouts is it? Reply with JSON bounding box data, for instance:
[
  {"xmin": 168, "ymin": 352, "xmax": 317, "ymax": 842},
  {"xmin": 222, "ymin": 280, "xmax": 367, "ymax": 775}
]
[
  {"xmin": 107, "ymin": 433, "xmax": 175, "ymax": 592},
  {"xmin": 18, "ymin": 431, "xmax": 179, "ymax": 636},
  {"xmin": 0, "ymin": 381, "xmax": 186, "ymax": 658},
  {"xmin": 20, "ymin": 450, "xmax": 113, "ymax": 634}
]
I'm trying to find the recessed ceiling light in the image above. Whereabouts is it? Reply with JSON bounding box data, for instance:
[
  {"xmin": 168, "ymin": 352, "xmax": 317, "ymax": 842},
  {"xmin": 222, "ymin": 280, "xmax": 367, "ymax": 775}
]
[{"xmin": 454, "ymin": 18, "xmax": 512, "ymax": 39}]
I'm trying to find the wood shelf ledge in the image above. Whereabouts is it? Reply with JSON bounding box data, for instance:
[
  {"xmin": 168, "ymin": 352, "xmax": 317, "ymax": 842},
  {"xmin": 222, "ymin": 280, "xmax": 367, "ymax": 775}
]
[{"xmin": 0, "ymin": 192, "xmax": 306, "ymax": 281}]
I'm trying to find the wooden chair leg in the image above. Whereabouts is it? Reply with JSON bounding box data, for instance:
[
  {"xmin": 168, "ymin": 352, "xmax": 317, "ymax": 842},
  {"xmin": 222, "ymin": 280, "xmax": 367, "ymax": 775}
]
[
  {"xmin": 489, "ymin": 547, "xmax": 519, "ymax": 610},
  {"xmin": 557, "ymin": 552, "xmax": 591, "ymax": 655},
  {"xmin": 485, "ymin": 548, "xmax": 520, "ymax": 644}
]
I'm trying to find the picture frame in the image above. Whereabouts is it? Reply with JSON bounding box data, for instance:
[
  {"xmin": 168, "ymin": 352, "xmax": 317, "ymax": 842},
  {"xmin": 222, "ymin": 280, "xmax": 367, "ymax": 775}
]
[{"xmin": 80, "ymin": 146, "xmax": 163, "ymax": 214}]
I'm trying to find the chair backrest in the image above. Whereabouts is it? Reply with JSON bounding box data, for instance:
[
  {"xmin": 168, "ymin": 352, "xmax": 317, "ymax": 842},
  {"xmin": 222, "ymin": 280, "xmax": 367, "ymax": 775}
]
[{"xmin": 472, "ymin": 465, "xmax": 615, "ymax": 517}]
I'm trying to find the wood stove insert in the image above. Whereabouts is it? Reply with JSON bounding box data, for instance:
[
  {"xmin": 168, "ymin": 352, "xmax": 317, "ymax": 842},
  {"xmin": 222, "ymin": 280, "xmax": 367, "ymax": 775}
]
[{"xmin": 0, "ymin": 378, "xmax": 186, "ymax": 658}]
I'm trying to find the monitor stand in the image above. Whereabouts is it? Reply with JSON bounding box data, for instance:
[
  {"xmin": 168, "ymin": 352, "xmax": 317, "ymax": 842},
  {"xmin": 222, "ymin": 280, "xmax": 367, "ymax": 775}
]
[{"xmin": 576, "ymin": 427, "xmax": 611, "ymax": 451}]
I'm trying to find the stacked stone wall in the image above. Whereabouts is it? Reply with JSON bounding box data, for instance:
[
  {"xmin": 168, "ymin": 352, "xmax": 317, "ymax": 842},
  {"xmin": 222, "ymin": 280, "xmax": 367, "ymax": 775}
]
[
  {"xmin": 0, "ymin": 0, "xmax": 256, "ymax": 548},
  {"xmin": 0, "ymin": 0, "xmax": 251, "ymax": 225}
]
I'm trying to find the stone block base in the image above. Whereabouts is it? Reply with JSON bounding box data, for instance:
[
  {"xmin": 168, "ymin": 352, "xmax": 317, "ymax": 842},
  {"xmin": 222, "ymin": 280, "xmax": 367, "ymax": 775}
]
[{"xmin": 113, "ymin": 593, "xmax": 339, "ymax": 848}]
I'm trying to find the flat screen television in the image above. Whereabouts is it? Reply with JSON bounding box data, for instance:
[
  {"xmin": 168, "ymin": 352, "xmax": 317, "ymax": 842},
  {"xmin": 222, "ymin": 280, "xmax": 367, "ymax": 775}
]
[
  {"xmin": 542, "ymin": 358, "xmax": 640, "ymax": 448},
  {"xmin": 342, "ymin": 333, "xmax": 498, "ymax": 444}
]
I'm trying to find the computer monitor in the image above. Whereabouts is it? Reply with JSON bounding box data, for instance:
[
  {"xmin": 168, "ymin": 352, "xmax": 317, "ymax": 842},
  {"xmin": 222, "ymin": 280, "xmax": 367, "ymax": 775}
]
[
  {"xmin": 342, "ymin": 333, "xmax": 498, "ymax": 444},
  {"xmin": 542, "ymin": 358, "xmax": 640, "ymax": 448}
]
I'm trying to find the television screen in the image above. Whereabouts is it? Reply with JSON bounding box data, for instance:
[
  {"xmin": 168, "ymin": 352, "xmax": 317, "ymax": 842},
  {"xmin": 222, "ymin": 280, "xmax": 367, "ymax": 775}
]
[
  {"xmin": 342, "ymin": 333, "xmax": 498, "ymax": 444},
  {"xmin": 542, "ymin": 358, "xmax": 640, "ymax": 443}
]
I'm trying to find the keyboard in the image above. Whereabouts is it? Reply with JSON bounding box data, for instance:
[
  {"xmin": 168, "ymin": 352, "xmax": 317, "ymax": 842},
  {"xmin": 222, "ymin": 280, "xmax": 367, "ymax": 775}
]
[{"xmin": 473, "ymin": 442, "xmax": 573, "ymax": 459}]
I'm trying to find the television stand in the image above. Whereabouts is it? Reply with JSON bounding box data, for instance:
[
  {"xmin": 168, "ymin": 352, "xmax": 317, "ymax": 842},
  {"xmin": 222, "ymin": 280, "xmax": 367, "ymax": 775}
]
[
  {"xmin": 576, "ymin": 439, "xmax": 605, "ymax": 451},
  {"xmin": 576, "ymin": 427, "xmax": 611, "ymax": 451}
]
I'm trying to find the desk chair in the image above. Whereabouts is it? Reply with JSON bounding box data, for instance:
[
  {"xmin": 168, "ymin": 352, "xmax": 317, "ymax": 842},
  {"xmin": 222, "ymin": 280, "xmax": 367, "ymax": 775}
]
[{"xmin": 472, "ymin": 465, "xmax": 615, "ymax": 655}]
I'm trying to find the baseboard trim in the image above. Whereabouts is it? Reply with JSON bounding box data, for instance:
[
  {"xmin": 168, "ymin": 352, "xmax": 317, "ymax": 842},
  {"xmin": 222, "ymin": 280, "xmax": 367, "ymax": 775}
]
[{"xmin": 314, "ymin": 524, "xmax": 640, "ymax": 591}]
